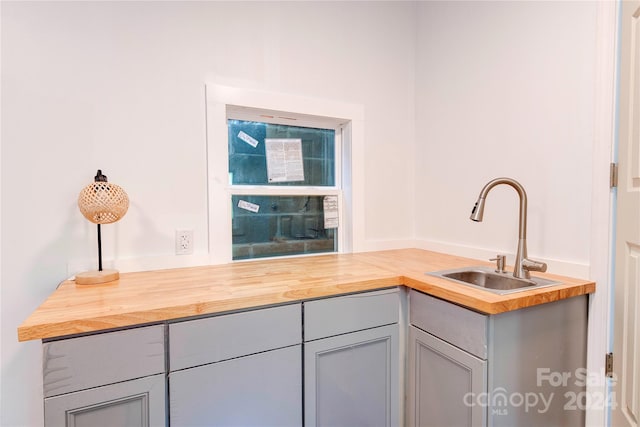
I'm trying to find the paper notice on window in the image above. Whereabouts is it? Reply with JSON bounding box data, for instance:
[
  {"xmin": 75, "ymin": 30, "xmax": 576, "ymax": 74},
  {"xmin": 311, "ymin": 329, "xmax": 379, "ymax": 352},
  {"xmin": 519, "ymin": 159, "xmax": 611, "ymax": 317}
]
[
  {"xmin": 323, "ymin": 196, "xmax": 339, "ymax": 229},
  {"xmin": 238, "ymin": 200, "xmax": 260, "ymax": 213},
  {"xmin": 265, "ymin": 138, "xmax": 304, "ymax": 183},
  {"xmin": 238, "ymin": 131, "xmax": 259, "ymax": 148}
]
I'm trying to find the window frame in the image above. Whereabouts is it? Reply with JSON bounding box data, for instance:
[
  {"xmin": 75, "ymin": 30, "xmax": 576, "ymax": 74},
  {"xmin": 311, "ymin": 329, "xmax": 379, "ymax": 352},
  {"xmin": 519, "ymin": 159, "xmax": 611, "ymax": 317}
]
[{"xmin": 206, "ymin": 84, "xmax": 362, "ymax": 264}]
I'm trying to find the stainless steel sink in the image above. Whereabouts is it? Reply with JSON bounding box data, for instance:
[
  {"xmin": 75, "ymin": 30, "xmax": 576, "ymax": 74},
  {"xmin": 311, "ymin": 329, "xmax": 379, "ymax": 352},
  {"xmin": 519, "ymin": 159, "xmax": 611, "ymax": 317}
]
[{"xmin": 427, "ymin": 266, "xmax": 560, "ymax": 295}]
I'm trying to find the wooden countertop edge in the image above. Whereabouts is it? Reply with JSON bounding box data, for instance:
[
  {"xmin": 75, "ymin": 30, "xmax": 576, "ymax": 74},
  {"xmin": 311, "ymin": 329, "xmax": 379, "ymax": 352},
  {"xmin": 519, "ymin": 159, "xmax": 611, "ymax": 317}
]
[
  {"xmin": 401, "ymin": 276, "xmax": 596, "ymax": 314},
  {"xmin": 18, "ymin": 276, "xmax": 595, "ymax": 342},
  {"xmin": 17, "ymin": 277, "xmax": 403, "ymax": 342},
  {"xmin": 16, "ymin": 249, "xmax": 597, "ymax": 342}
]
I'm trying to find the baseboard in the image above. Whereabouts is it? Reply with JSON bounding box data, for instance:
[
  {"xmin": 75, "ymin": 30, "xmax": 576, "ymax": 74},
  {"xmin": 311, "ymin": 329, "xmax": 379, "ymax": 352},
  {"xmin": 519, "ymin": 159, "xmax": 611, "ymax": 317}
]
[
  {"xmin": 414, "ymin": 239, "xmax": 591, "ymax": 280},
  {"xmin": 359, "ymin": 239, "xmax": 418, "ymax": 252},
  {"xmin": 68, "ymin": 238, "xmax": 591, "ymax": 280},
  {"xmin": 67, "ymin": 253, "xmax": 214, "ymax": 277}
]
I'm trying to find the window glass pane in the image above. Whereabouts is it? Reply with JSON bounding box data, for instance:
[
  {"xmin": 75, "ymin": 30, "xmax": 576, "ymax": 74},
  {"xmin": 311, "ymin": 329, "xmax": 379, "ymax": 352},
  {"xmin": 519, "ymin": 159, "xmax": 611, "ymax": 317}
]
[
  {"xmin": 228, "ymin": 120, "xmax": 335, "ymax": 186},
  {"xmin": 232, "ymin": 195, "xmax": 337, "ymax": 260}
]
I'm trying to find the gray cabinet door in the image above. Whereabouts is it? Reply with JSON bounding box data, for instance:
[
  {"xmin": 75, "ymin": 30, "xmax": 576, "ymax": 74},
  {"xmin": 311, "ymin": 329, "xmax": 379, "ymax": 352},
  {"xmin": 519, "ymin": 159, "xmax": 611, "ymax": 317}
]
[
  {"xmin": 304, "ymin": 324, "xmax": 399, "ymax": 427},
  {"xmin": 170, "ymin": 345, "xmax": 301, "ymax": 427},
  {"xmin": 407, "ymin": 326, "xmax": 487, "ymax": 427},
  {"xmin": 44, "ymin": 373, "xmax": 166, "ymax": 427}
]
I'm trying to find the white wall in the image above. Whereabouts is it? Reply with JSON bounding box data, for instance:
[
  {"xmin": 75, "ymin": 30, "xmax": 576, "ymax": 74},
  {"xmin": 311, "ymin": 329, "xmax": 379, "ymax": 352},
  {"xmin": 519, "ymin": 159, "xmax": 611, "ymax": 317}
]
[
  {"xmin": 414, "ymin": 1, "xmax": 598, "ymax": 277},
  {"xmin": 2, "ymin": 1, "xmax": 605, "ymax": 425},
  {"xmin": 1, "ymin": 2, "xmax": 417, "ymax": 425}
]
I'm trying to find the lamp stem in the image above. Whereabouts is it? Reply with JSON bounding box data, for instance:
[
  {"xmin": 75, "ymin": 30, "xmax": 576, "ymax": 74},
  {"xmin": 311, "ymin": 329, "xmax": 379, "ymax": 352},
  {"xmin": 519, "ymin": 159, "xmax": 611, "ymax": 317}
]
[{"xmin": 97, "ymin": 224, "xmax": 103, "ymax": 272}]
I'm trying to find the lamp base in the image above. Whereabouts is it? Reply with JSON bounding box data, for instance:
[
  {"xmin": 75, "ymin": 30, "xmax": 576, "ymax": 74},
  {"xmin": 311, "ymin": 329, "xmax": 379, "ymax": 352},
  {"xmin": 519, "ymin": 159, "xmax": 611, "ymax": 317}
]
[{"xmin": 75, "ymin": 269, "xmax": 119, "ymax": 285}]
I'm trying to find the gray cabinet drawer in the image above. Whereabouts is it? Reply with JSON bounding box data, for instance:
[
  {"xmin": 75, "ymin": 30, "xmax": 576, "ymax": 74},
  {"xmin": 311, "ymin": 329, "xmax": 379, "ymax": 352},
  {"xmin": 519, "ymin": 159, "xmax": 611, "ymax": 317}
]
[
  {"xmin": 304, "ymin": 288, "xmax": 399, "ymax": 341},
  {"xmin": 409, "ymin": 290, "xmax": 488, "ymax": 359},
  {"xmin": 170, "ymin": 303, "xmax": 301, "ymax": 371},
  {"xmin": 43, "ymin": 325, "xmax": 165, "ymax": 398}
]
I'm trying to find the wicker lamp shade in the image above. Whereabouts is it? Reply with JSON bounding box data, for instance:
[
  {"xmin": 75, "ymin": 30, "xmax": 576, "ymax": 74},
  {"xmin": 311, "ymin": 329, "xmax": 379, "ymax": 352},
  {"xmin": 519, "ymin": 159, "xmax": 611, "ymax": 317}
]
[
  {"xmin": 75, "ymin": 170, "xmax": 129, "ymax": 286},
  {"xmin": 78, "ymin": 182, "xmax": 129, "ymax": 224}
]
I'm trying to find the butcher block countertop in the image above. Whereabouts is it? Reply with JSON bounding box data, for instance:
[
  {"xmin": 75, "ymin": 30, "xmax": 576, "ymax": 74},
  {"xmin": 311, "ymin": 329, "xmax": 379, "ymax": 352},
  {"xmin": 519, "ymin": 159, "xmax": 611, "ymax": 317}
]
[{"xmin": 17, "ymin": 248, "xmax": 595, "ymax": 342}]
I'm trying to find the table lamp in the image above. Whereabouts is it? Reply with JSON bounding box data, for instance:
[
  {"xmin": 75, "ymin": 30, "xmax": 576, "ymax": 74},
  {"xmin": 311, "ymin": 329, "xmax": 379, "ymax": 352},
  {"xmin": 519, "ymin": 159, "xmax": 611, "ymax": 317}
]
[{"xmin": 76, "ymin": 170, "xmax": 129, "ymax": 285}]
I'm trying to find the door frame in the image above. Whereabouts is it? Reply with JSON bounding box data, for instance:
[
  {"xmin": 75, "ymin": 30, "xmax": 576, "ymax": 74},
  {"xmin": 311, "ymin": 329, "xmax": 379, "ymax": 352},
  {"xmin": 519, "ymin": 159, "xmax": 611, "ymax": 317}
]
[{"xmin": 588, "ymin": 1, "xmax": 620, "ymax": 426}]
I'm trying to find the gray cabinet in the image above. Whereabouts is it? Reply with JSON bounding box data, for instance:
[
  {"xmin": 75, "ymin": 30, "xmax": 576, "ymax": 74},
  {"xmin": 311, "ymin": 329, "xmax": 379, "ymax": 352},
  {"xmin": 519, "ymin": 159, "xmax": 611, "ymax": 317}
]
[
  {"xmin": 42, "ymin": 325, "xmax": 166, "ymax": 427},
  {"xmin": 168, "ymin": 303, "xmax": 302, "ymax": 426},
  {"xmin": 408, "ymin": 290, "xmax": 588, "ymax": 427},
  {"xmin": 407, "ymin": 325, "xmax": 486, "ymax": 427},
  {"xmin": 304, "ymin": 289, "xmax": 400, "ymax": 427},
  {"xmin": 38, "ymin": 283, "xmax": 588, "ymax": 427}
]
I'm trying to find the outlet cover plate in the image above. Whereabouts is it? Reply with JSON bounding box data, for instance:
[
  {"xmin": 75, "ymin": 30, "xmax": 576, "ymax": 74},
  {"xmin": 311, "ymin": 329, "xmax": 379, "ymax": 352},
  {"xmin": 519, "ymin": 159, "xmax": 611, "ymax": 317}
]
[{"xmin": 175, "ymin": 229, "xmax": 194, "ymax": 255}]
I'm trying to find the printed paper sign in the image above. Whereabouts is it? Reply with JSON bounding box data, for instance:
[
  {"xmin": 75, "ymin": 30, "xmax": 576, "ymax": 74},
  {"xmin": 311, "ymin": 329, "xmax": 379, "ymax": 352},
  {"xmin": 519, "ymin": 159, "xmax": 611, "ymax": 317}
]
[
  {"xmin": 238, "ymin": 131, "xmax": 259, "ymax": 148},
  {"xmin": 238, "ymin": 200, "xmax": 260, "ymax": 213},
  {"xmin": 323, "ymin": 196, "xmax": 339, "ymax": 229},
  {"xmin": 265, "ymin": 138, "xmax": 305, "ymax": 183}
]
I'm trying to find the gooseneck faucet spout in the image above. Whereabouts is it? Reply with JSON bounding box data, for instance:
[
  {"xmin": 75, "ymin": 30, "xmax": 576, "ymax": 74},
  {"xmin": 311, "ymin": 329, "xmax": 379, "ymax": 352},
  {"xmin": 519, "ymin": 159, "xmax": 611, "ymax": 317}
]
[{"xmin": 470, "ymin": 177, "xmax": 547, "ymax": 280}]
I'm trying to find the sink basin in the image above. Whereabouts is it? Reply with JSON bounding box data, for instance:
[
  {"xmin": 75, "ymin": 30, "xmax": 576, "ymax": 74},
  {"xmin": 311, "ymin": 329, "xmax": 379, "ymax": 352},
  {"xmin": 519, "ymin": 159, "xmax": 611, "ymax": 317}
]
[{"xmin": 427, "ymin": 266, "xmax": 560, "ymax": 295}]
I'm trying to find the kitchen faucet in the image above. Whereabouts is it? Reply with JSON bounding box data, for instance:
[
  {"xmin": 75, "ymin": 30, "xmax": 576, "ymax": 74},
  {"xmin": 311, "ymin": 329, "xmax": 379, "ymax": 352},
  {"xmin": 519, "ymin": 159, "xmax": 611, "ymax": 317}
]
[{"xmin": 470, "ymin": 177, "xmax": 547, "ymax": 280}]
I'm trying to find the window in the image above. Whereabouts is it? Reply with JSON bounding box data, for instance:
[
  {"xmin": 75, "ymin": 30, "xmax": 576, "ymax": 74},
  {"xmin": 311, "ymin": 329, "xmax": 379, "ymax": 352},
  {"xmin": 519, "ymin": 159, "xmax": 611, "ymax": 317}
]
[
  {"xmin": 228, "ymin": 119, "xmax": 335, "ymax": 187},
  {"xmin": 227, "ymin": 114, "xmax": 341, "ymax": 260},
  {"xmin": 231, "ymin": 194, "xmax": 337, "ymax": 260},
  {"xmin": 206, "ymin": 84, "xmax": 362, "ymax": 264}
]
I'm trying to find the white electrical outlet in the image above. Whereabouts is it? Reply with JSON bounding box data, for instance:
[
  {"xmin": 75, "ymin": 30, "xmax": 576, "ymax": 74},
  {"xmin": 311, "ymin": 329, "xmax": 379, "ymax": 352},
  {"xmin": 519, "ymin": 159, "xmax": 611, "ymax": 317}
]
[{"xmin": 175, "ymin": 229, "xmax": 194, "ymax": 255}]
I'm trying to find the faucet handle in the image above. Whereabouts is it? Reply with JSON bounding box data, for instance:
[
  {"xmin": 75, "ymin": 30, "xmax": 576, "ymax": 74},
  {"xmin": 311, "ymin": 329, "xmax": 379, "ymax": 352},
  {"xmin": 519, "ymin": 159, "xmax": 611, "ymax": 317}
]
[
  {"xmin": 522, "ymin": 258, "xmax": 547, "ymax": 273},
  {"xmin": 490, "ymin": 254, "xmax": 507, "ymax": 273}
]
